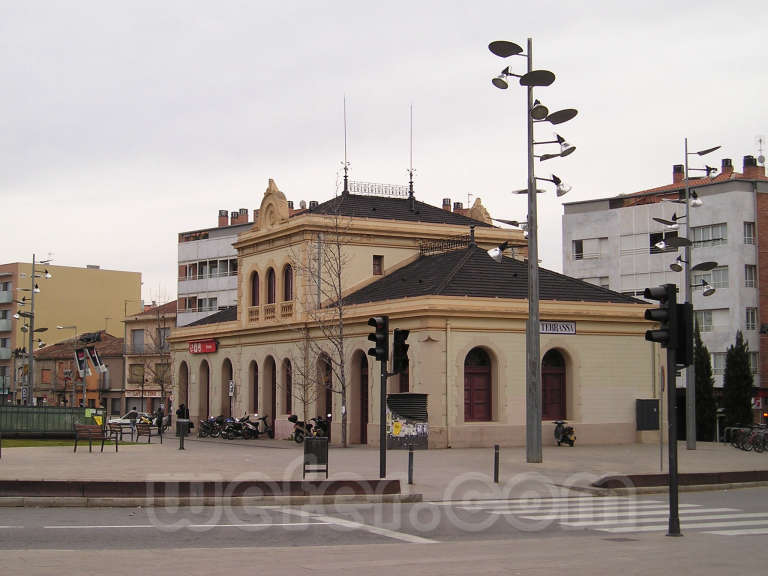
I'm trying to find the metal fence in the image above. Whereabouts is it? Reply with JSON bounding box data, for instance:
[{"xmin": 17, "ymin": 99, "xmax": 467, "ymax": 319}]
[{"xmin": 0, "ymin": 406, "xmax": 103, "ymax": 437}]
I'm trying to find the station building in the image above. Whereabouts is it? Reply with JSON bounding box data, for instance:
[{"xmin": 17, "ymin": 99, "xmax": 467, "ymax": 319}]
[{"xmin": 169, "ymin": 179, "xmax": 655, "ymax": 447}]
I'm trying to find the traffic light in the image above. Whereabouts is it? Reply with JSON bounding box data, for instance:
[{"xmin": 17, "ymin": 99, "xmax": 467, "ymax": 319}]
[
  {"xmin": 676, "ymin": 302, "xmax": 693, "ymax": 367},
  {"xmin": 644, "ymin": 283, "xmax": 678, "ymax": 349},
  {"xmin": 392, "ymin": 328, "xmax": 410, "ymax": 374},
  {"xmin": 74, "ymin": 348, "xmax": 90, "ymax": 378},
  {"xmin": 367, "ymin": 316, "xmax": 389, "ymax": 362}
]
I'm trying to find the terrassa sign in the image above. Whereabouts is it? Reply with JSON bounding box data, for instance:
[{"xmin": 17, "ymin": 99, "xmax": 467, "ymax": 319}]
[
  {"xmin": 540, "ymin": 321, "xmax": 576, "ymax": 334},
  {"xmin": 189, "ymin": 339, "xmax": 218, "ymax": 354}
]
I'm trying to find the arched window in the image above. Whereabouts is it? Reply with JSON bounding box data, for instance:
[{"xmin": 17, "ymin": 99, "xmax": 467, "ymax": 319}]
[
  {"xmin": 542, "ymin": 349, "xmax": 566, "ymax": 420},
  {"xmin": 283, "ymin": 264, "xmax": 293, "ymax": 301},
  {"xmin": 267, "ymin": 268, "xmax": 276, "ymax": 304},
  {"xmin": 250, "ymin": 271, "xmax": 259, "ymax": 306},
  {"xmin": 464, "ymin": 347, "xmax": 491, "ymax": 422}
]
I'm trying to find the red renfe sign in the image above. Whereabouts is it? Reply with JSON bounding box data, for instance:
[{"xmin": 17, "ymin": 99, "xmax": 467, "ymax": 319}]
[{"xmin": 189, "ymin": 339, "xmax": 217, "ymax": 354}]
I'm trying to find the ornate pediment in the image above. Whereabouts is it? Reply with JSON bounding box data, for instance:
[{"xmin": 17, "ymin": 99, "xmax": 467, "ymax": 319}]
[
  {"xmin": 254, "ymin": 179, "xmax": 289, "ymax": 231},
  {"xmin": 467, "ymin": 197, "xmax": 492, "ymax": 224}
]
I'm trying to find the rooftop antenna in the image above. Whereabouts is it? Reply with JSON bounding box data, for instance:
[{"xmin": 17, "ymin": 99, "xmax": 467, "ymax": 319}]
[
  {"xmin": 408, "ymin": 103, "xmax": 416, "ymax": 210},
  {"xmin": 758, "ymin": 134, "xmax": 766, "ymax": 166},
  {"xmin": 342, "ymin": 95, "xmax": 350, "ymax": 195}
]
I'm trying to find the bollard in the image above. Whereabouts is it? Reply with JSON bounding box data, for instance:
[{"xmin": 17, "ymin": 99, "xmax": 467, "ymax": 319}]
[
  {"xmin": 493, "ymin": 444, "xmax": 500, "ymax": 483},
  {"xmin": 408, "ymin": 444, "xmax": 414, "ymax": 485}
]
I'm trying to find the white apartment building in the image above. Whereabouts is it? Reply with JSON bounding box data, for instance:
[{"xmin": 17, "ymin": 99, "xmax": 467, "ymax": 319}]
[
  {"xmin": 563, "ymin": 155, "xmax": 768, "ymax": 392},
  {"xmin": 177, "ymin": 209, "xmax": 251, "ymax": 327},
  {"xmin": 177, "ymin": 203, "xmax": 310, "ymax": 327}
]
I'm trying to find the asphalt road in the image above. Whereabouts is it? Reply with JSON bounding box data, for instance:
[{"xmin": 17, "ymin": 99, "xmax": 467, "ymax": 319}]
[{"xmin": 2, "ymin": 486, "xmax": 767, "ymax": 550}]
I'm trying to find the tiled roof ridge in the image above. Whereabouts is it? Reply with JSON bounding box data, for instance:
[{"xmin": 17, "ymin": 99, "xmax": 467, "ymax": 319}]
[{"xmin": 621, "ymin": 169, "xmax": 768, "ymax": 199}]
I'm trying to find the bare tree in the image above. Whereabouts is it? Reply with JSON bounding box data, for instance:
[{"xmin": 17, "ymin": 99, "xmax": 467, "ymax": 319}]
[
  {"xmin": 289, "ymin": 210, "xmax": 352, "ymax": 446},
  {"xmin": 140, "ymin": 308, "xmax": 174, "ymax": 417}
]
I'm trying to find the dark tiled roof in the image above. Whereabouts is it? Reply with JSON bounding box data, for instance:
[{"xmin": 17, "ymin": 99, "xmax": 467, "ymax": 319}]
[
  {"xmin": 343, "ymin": 245, "xmax": 641, "ymax": 305},
  {"xmin": 186, "ymin": 307, "xmax": 238, "ymax": 326},
  {"xmin": 307, "ymin": 193, "xmax": 493, "ymax": 227},
  {"xmin": 35, "ymin": 332, "xmax": 124, "ymax": 360}
]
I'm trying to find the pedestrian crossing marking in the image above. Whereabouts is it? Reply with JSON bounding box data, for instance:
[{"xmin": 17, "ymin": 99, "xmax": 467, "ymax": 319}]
[{"xmin": 455, "ymin": 496, "xmax": 768, "ymax": 537}]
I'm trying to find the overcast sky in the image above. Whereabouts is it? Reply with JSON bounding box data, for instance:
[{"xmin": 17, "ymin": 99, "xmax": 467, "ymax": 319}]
[{"xmin": 2, "ymin": 1, "xmax": 766, "ymax": 303}]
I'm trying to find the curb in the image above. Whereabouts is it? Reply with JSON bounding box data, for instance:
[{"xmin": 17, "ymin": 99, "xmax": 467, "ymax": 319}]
[{"xmin": 0, "ymin": 493, "xmax": 423, "ymax": 508}]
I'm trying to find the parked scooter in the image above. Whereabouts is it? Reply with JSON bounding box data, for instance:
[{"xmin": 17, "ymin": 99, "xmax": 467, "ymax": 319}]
[
  {"xmin": 554, "ymin": 420, "xmax": 576, "ymax": 446},
  {"xmin": 288, "ymin": 414, "xmax": 330, "ymax": 443},
  {"xmin": 252, "ymin": 414, "xmax": 275, "ymax": 439}
]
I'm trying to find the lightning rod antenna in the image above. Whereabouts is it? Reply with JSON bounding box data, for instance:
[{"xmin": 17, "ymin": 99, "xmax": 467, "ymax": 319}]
[{"xmin": 342, "ymin": 95, "xmax": 349, "ymax": 195}]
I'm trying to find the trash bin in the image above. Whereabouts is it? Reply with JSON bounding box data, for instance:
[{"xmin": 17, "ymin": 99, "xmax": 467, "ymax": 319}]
[{"xmin": 176, "ymin": 420, "xmax": 190, "ymax": 436}]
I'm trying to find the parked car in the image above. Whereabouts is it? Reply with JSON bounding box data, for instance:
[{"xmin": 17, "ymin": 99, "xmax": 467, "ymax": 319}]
[{"xmin": 109, "ymin": 410, "xmax": 154, "ymax": 426}]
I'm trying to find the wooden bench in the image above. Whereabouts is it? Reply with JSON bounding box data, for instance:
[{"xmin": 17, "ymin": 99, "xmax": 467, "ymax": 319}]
[
  {"xmin": 106, "ymin": 423, "xmax": 123, "ymax": 449},
  {"xmin": 135, "ymin": 422, "xmax": 155, "ymax": 443},
  {"xmin": 74, "ymin": 423, "xmax": 114, "ymax": 453}
]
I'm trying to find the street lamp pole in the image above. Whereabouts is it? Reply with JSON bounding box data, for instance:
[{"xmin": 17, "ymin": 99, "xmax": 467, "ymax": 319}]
[
  {"xmin": 525, "ymin": 37, "xmax": 542, "ymax": 463},
  {"xmin": 27, "ymin": 254, "xmax": 36, "ymax": 406},
  {"xmin": 683, "ymin": 137, "xmax": 695, "ymax": 450},
  {"xmin": 56, "ymin": 325, "xmax": 77, "ymax": 406},
  {"xmin": 683, "ymin": 138, "xmax": 720, "ymax": 450},
  {"xmin": 489, "ymin": 38, "xmax": 576, "ymax": 463}
]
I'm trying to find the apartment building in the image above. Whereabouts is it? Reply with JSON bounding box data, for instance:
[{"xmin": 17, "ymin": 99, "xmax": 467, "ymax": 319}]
[
  {"xmin": 0, "ymin": 261, "xmax": 141, "ymax": 404},
  {"xmin": 563, "ymin": 155, "xmax": 768, "ymax": 404}
]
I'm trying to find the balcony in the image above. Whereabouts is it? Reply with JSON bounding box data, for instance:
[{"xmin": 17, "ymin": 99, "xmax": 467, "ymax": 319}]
[
  {"xmin": 0, "ymin": 290, "xmax": 12, "ymax": 304},
  {"xmin": 0, "ymin": 375, "xmax": 9, "ymax": 394},
  {"xmin": 0, "ymin": 348, "xmax": 10, "ymax": 360},
  {"xmin": 280, "ymin": 301, "xmax": 294, "ymax": 318},
  {"xmin": 263, "ymin": 303, "xmax": 276, "ymax": 321},
  {"xmin": 248, "ymin": 306, "xmax": 260, "ymax": 324},
  {"xmin": 0, "ymin": 318, "xmax": 11, "ymax": 332}
]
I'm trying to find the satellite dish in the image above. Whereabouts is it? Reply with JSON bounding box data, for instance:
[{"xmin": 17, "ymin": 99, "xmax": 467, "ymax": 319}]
[{"xmin": 759, "ymin": 154, "xmax": 766, "ymax": 165}]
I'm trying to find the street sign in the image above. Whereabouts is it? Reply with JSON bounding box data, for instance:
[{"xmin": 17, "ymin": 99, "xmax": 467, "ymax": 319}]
[{"xmin": 228, "ymin": 380, "xmax": 234, "ymax": 397}]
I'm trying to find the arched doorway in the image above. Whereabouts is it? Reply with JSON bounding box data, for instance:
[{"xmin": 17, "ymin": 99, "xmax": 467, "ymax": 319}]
[
  {"xmin": 542, "ymin": 349, "xmax": 566, "ymax": 420},
  {"xmin": 249, "ymin": 361, "xmax": 258, "ymax": 413},
  {"xmin": 199, "ymin": 360, "xmax": 210, "ymax": 419},
  {"xmin": 283, "ymin": 359, "xmax": 292, "ymax": 415},
  {"xmin": 264, "ymin": 356, "xmax": 276, "ymax": 423},
  {"xmin": 351, "ymin": 351, "xmax": 368, "ymax": 444},
  {"xmin": 221, "ymin": 358, "xmax": 233, "ymax": 417},
  {"xmin": 464, "ymin": 347, "xmax": 491, "ymax": 422},
  {"xmin": 178, "ymin": 361, "xmax": 189, "ymax": 408}
]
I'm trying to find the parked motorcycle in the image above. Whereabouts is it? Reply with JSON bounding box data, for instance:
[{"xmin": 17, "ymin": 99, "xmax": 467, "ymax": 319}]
[
  {"xmin": 198, "ymin": 416, "xmax": 217, "ymax": 438},
  {"xmin": 554, "ymin": 420, "xmax": 576, "ymax": 446},
  {"xmin": 288, "ymin": 414, "xmax": 330, "ymax": 443}
]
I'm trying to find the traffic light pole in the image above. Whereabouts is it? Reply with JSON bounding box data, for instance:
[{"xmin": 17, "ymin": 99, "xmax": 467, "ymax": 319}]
[
  {"xmin": 379, "ymin": 357, "xmax": 387, "ymax": 479},
  {"xmin": 666, "ymin": 344, "xmax": 681, "ymax": 537}
]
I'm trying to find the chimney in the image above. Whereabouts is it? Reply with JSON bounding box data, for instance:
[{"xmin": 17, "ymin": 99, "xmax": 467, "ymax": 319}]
[
  {"xmin": 453, "ymin": 201, "xmax": 463, "ymax": 212},
  {"xmin": 300, "ymin": 200, "xmax": 307, "ymax": 209},
  {"xmin": 230, "ymin": 211, "xmax": 239, "ymax": 225},
  {"xmin": 239, "ymin": 208, "xmax": 248, "ymax": 222},
  {"xmin": 442, "ymin": 198, "xmax": 451, "ymax": 211},
  {"xmin": 721, "ymin": 158, "xmax": 733, "ymax": 176},
  {"xmin": 309, "ymin": 200, "xmax": 319, "ymax": 210},
  {"xmin": 673, "ymin": 164, "xmax": 685, "ymax": 184},
  {"xmin": 743, "ymin": 155, "xmax": 765, "ymax": 179},
  {"xmin": 253, "ymin": 209, "xmax": 259, "ymax": 222},
  {"xmin": 288, "ymin": 200, "xmax": 294, "ymax": 210},
  {"xmin": 218, "ymin": 209, "xmax": 228, "ymax": 227}
]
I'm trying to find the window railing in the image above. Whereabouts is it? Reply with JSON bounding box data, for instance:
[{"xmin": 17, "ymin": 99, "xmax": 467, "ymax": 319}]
[
  {"xmin": 179, "ymin": 304, "xmax": 219, "ymax": 314},
  {"xmin": 263, "ymin": 303, "xmax": 276, "ymax": 321},
  {"xmin": 248, "ymin": 306, "xmax": 260, "ymax": 324},
  {"xmin": 280, "ymin": 301, "xmax": 294, "ymax": 318},
  {"xmin": 178, "ymin": 270, "xmax": 238, "ymax": 282}
]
